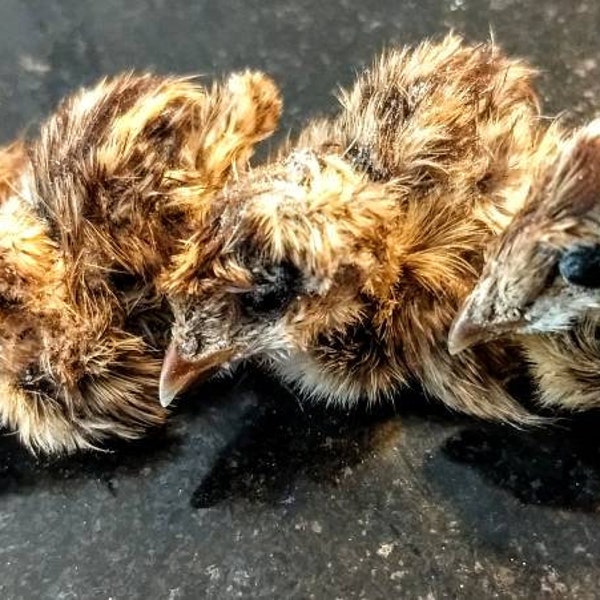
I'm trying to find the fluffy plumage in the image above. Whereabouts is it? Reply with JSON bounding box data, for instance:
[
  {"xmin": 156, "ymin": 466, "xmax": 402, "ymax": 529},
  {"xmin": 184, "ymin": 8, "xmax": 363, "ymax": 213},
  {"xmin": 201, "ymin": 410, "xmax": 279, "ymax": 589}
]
[
  {"xmin": 0, "ymin": 70, "xmax": 281, "ymax": 453},
  {"xmin": 450, "ymin": 120, "xmax": 600, "ymax": 345},
  {"xmin": 449, "ymin": 119, "xmax": 600, "ymax": 411},
  {"xmin": 0, "ymin": 141, "xmax": 27, "ymax": 200},
  {"xmin": 160, "ymin": 34, "xmax": 556, "ymax": 423}
]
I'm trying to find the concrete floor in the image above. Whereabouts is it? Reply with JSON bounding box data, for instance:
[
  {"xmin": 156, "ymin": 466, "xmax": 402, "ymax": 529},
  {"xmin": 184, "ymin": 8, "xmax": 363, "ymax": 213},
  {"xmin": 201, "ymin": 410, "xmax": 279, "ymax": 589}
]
[{"xmin": 1, "ymin": 1, "xmax": 600, "ymax": 598}]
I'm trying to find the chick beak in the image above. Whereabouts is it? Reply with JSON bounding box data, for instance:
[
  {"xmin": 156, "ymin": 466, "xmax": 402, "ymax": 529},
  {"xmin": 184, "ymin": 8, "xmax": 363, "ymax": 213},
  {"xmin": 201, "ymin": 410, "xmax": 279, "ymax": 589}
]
[
  {"xmin": 159, "ymin": 343, "xmax": 235, "ymax": 407},
  {"xmin": 448, "ymin": 309, "xmax": 525, "ymax": 355},
  {"xmin": 447, "ymin": 314, "xmax": 492, "ymax": 355}
]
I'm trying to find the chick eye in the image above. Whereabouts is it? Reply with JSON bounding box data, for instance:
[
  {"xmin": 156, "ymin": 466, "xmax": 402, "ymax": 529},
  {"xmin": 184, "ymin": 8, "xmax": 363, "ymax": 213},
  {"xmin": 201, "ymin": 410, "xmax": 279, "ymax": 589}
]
[
  {"xmin": 559, "ymin": 244, "xmax": 600, "ymax": 288},
  {"xmin": 239, "ymin": 261, "xmax": 300, "ymax": 316},
  {"xmin": 0, "ymin": 293, "xmax": 19, "ymax": 311}
]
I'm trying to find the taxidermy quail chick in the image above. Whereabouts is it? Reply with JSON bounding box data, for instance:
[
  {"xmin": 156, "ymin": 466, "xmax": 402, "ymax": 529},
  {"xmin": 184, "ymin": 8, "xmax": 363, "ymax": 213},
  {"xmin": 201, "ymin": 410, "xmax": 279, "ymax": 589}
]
[
  {"xmin": 160, "ymin": 34, "xmax": 557, "ymax": 423},
  {"xmin": 0, "ymin": 70, "xmax": 281, "ymax": 454},
  {"xmin": 449, "ymin": 119, "xmax": 600, "ymax": 411}
]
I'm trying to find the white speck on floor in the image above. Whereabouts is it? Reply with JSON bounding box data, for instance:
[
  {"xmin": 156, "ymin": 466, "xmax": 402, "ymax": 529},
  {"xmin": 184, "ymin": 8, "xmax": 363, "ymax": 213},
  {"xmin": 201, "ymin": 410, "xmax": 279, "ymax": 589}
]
[
  {"xmin": 377, "ymin": 543, "xmax": 395, "ymax": 558},
  {"xmin": 19, "ymin": 55, "xmax": 51, "ymax": 74}
]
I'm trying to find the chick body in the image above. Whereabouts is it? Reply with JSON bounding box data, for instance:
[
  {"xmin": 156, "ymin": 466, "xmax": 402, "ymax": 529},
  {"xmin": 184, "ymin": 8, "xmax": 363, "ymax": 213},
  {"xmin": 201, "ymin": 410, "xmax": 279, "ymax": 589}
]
[
  {"xmin": 163, "ymin": 35, "xmax": 556, "ymax": 423},
  {"xmin": 0, "ymin": 70, "xmax": 281, "ymax": 453},
  {"xmin": 449, "ymin": 120, "xmax": 600, "ymax": 412}
]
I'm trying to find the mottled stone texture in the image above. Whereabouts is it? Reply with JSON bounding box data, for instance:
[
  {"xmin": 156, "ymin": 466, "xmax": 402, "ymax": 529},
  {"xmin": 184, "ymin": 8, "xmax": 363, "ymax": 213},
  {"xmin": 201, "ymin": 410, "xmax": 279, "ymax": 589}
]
[{"xmin": 1, "ymin": 1, "xmax": 600, "ymax": 599}]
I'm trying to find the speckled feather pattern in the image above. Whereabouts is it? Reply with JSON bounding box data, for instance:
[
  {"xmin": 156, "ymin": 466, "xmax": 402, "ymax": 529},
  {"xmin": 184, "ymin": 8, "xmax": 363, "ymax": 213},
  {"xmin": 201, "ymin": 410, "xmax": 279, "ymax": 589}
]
[
  {"xmin": 163, "ymin": 35, "xmax": 561, "ymax": 423},
  {"xmin": 0, "ymin": 70, "xmax": 282, "ymax": 453},
  {"xmin": 451, "ymin": 120, "xmax": 600, "ymax": 412}
]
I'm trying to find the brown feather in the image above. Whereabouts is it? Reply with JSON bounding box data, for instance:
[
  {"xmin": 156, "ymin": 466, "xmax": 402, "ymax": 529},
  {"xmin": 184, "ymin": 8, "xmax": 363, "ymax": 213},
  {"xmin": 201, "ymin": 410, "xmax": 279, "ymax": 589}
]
[
  {"xmin": 162, "ymin": 34, "xmax": 557, "ymax": 423},
  {"xmin": 0, "ymin": 70, "xmax": 281, "ymax": 453},
  {"xmin": 449, "ymin": 119, "xmax": 600, "ymax": 413}
]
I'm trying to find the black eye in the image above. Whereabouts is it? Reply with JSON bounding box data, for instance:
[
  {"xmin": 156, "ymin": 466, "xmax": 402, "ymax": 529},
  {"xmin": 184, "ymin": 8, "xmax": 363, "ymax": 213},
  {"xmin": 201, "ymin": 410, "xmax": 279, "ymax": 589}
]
[
  {"xmin": 108, "ymin": 269, "xmax": 140, "ymax": 293},
  {"xmin": 240, "ymin": 261, "xmax": 300, "ymax": 316},
  {"xmin": 0, "ymin": 292, "xmax": 20, "ymax": 311},
  {"xmin": 559, "ymin": 244, "xmax": 600, "ymax": 288}
]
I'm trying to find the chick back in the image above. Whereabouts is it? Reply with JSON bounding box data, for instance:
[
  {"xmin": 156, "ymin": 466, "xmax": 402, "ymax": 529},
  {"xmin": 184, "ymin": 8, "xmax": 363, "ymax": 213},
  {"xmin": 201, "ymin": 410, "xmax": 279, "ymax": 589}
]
[{"xmin": 279, "ymin": 35, "xmax": 556, "ymax": 422}]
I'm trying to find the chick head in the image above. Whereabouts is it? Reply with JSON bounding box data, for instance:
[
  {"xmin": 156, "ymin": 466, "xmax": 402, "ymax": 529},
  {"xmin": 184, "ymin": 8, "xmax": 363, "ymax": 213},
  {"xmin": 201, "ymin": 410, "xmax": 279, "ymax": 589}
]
[
  {"xmin": 159, "ymin": 150, "xmax": 397, "ymax": 405},
  {"xmin": 449, "ymin": 120, "xmax": 600, "ymax": 353}
]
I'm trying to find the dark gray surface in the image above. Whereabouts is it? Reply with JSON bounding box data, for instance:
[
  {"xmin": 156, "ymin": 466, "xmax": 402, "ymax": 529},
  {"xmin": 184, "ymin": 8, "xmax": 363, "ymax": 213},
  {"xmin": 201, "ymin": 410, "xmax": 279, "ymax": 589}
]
[{"xmin": 1, "ymin": 1, "xmax": 600, "ymax": 599}]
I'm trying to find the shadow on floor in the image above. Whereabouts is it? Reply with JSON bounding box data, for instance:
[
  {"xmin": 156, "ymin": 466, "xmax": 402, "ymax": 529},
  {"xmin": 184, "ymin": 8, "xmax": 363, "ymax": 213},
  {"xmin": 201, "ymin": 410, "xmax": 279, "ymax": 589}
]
[
  {"xmin": 0, "ymin": 426, "xmax": 183, "ymax": 497},
  {"xmin": 439, "ymin": 413, "xmax": 600, "ymax": 512},
  {"xmin": 4, "ymin": 368, "xmax": 600, "ymax": 514},
  {"xmin": 189, "ymin": 376, "xmax": 406, "ymax": 508}
]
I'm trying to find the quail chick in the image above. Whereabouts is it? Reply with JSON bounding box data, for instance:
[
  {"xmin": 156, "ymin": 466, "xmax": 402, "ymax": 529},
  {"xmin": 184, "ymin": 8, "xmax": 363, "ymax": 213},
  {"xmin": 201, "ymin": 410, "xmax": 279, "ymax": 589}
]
[
  {"xmin": 449, "ymin": 120, "xmax": 600, "ymax": 345},
  {"xmin": 160, "ymin": 34, "xmax": 555, "ymax": 423},
  {"xmin": 449, "ymin": 119, "xmax": 600, "ymax": 411},
  {"xmin": 0, "ymin": 70, "xmax": 281, "ymax": 454}
]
